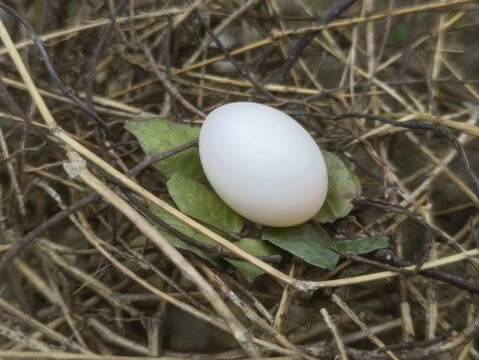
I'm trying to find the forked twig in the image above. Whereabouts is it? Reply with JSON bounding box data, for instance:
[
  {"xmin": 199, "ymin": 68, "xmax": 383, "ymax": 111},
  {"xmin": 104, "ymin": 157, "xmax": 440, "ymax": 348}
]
[
  {"xmin": 178, "ymin": 0, "xmax": 474, "ymax": 75},
  {"xmin": 1, "ymin": 3, "xmax": 479, "ymax": 304},
  {"xmin": 0, "ymin": 17, "xmax": 260, "ymax": 357},
  {"xmin": 190, "ymin": 3, "xmax": 277, "ymax": 101},
  {"xmin": 66, "ymin": 153, "xmax": 259, "ymax": 356},
  {"xmin": 0, "ymin": 193, "xmax": 100, "ymax": 273},
  {"xmin": 278, "ymin": 0, "xmax": 358, "ymax": 83},
  {"xmin": 0, "ymin": 2, "xmax": 111, "ymax": 137},
  {"xmin": 332, "ymin": 294, "xmax": 401, "ymax": 360}
]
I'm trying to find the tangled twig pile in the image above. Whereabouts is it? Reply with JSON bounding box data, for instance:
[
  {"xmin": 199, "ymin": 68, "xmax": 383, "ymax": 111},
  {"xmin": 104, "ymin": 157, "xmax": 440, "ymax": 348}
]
[{"xmin": 0, "ymin": 1, "xmax": 479, "ymax": 359}]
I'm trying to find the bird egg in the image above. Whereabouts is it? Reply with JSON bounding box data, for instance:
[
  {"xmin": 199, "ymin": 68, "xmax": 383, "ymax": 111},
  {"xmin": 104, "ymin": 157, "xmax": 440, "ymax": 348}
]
[{"xmin": 199, "ymin": 102, "xmax": 328, "ymax": 227}]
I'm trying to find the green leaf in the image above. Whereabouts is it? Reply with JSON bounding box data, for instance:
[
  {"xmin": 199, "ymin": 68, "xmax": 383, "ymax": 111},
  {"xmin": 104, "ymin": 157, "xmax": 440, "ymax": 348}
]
[
  {"xmin": 335, "ymin": 237, "xmax": 389, "ymax": 254},
  {"xmin": 387, "ymin": 22, "xmax": 409, "ymax": 43},
  {"xmin": 167, "ymin": 173, "xmax": 243, "ymax": 233},
  {"xmin": 227, "ymin": 238, "xmax": 277, "ymax": 283},
  {"xmin": 262, "ymin": 223, "xmax": 339, "ymax": 270},
  {"xmin": 314, "ymin": 152, "xmax": 358, "ymax": 223},
  {"xmin": 126, "ymin": 118, "xmax": 204, "ymax": 180},
  {"xmin": 149, "ymin": 204, "xmax": 223, "ymax": 267}
]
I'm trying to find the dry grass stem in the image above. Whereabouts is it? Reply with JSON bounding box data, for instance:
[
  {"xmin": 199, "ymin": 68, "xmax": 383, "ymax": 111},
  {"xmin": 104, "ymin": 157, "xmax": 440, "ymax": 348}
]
[
  {"xmin": 332, "ymin": 294, "xmax": 400, "ymax": 360},
  {"xmin": 1, "ymin": 1, "xmax": 479, "ymax": 358},
  {"xmin": 320, "ymin": 307, "xmax": 349, "ymax": 360}
]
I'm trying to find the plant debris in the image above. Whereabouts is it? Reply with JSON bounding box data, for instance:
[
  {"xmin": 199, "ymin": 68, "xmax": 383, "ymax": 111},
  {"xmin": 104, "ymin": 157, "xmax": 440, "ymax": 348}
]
[{"xmin": 0, "ymin": 1, "xmax": 479, "ymax": 359}]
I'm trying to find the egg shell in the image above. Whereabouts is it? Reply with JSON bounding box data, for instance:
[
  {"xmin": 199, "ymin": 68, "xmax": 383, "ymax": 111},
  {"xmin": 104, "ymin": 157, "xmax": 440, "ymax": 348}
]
[{"xmin": 199, "ymin": 102, "xmax": 328, "ymax": 227}]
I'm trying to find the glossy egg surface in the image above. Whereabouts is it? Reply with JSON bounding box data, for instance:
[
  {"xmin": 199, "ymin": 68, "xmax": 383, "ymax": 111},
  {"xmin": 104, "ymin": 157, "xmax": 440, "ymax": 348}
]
[{"xmin": 199, "ymin": 102, "xmax": 328, "ymax": 227}]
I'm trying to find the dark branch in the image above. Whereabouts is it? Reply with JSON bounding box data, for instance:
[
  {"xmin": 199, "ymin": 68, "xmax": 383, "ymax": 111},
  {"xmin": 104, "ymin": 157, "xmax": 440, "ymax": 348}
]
[
  {"xmin": 86, "ymin": 0, "xmax": 127, "ymax": 115},
  {"xmin": 0, "ymin": 193, "xmax": 101, "ymax": 274},
  {"xmin": 163, "ymin": 17, "xmax": 181, "ymax": 123},
  {"xmin": 0, "ymin": 2, "xmax": 111, "ymax": 138},
  {"xmin": 190, "ymin": 2, "xmax": 277, "ymax": 101},
  {"xmin": 126, "ymin": 139, "xmax": 199, "ymax": 178},
  {"xmin": 278, "ymin": 0, "xmax": 358, "ymax": 83},
  {"xmin": 374, "ymin": 248, "xmax": 479, "ymax": 294},
  {"xmin": 123, "ymin": 191, "xmax": 282, "ymax": 264},
  {"xmin": 315, "ymin": 112, "xmax": 479, "ymax": 201}
]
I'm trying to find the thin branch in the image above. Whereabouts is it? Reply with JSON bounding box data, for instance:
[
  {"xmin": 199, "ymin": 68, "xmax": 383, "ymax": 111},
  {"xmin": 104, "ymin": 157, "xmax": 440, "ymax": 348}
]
[
  {"xmin": 278, "ymin": 0, "xmax": 359, "ymax": 83},
  {"xmin": 320, "ymin": 307, "xmax": 349, "ymax": 360},
  {"xmin": 316, "ymin": 221, "xmax": 479, "ymax": 293},
  {"xmin": 354, "ymin": 198, "xmax": 472, "ymax": 254},
  {"xmin": 193, "ymin": 259, "xmax": 306, "ymax": 358},
  {"xmin": 316, "ymin": 112, "xmax": 479, "ymax": 200},
  {"xmin": 178, "ymin": 0, "xmax": 474, "ymax": 76},
  {"xmin": 0, "ymin": 193, "xmax": 100, "ymax": 274},
  {"xmin": 351, "ymin": 0, "xmax": 395, "ymax": 109},
  {"xmin": 332, "ymin": 294, "xmax": 401, "ymax": 360},
  {"xmin": 68, "ymin": 154, "xmax": 260, "ymax": 357},
  {"xmin": 141, "ymin": 44, "xmax": 206, "ymax": 118},
  {"xmin": 86, "ymin": 0, "xmax": 127, "ymax": 112},
  {"xmin": 163, "ymin": 17, "xmax": 181, "ymax": 123},
  {"xmin": 87, "ymin": 318, "xmax": 148, "ymax": 355},
  {"xmin": 0, "ymin": 296, "xmax": 92, "ymax": 354},
  {"xmin": 124, "ymin": 190, "xmax": 282, "ymax": 264},
  {"xmin": 189, "ymin": 2, "xmax": 277, "ymax": 101},
  {"xmin": 126, "ymin": 139, "xmax": 198, "ymax": 177},
  {"xmin": 0, "ymin": 125, "xmax": 26, "ymax": 215},
  {"xmin": 0, "ymin": 2, "xmax": 111, "ymax": 137},
  {"xmin": 374, "ymin": 248, "xmax": 479, "ymax": 294}
]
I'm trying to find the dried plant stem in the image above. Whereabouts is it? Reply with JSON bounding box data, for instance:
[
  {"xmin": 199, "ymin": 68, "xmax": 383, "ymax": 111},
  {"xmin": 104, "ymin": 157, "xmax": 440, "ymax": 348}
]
[
  {"xmin": 9, "ymin": 317, "xmax": 66, "ymax": 352},
  {"xmin": 273, "ymin": 262, "xmax": 298, "ymax": 332},
  {"xmin": 193, "ymin": 259, "xmax": 305, "ymax": 357},
  {"xmin": 320, "ymin": 308, "xmax": 349, "ymax": 360},
  {"xmin": 332, "ymin": 294, "xmax": 400, "ymax": 360},
  {"xmin": 87, "ymin": 318, "xmax": 149, "ymax": 355},
  {"xmin": 57, "ymin": 129, "xmax": 298, "ymax": 286},
  {"xmin": 0, "ymin": 126, "xmax": 25, "ymax": 215},
  {"xmin": 43, "ymin": 265, "xmax": 87, "ymax": 347},
  {"xmin": 141, "ymin": 45, "xmax": 206, "ymax": 118},
  {"xmin": 0, "ymin": 322, "xmax": 50, "ymax": 352},
  {"xmin": 278, "ymin": 0, "xmax": 358, "ymax": 83},
  {"xmin": 1, "ymin": 75, "xmax": 152, "ymax": 117},
  {"xmin": 0, "ymin": 193, "xmax": 99, "ymax": 273},
  {"xmin": 310, "ymin": 248, "xmax": 479, "ymax": 290},
  {"xmin": 343, "ymin": 318, "xmax": 403, "ymax": 346},
  {"xmin": 191, "ymin": 4, "xmax": 277, "ymax": 101},
  {"xmin": 0, "ymin": 13, "xmax": 299, "ymax": 290},
  {"xmin": 38, "ymin": 241, "xmax": 143, "ymax": 318},
  {"xmin": 0, "ymin": 3, "xmax": 111, "ymax": 137},
  {"xmin": 405, "ymin": 131, "xmax": 479, "ymax": 205},
  {"xmin": 178, "ymin": 0, "xmax": 475, "ymax": 75},
  {"xmin": 185, "ymin": 0, "xmax": 259, "ymax": 66},
  {"xmin": 13, "ymin": 258, "xmax": 57, "ymax": 305},
  {"xmin": 0, "ymin": 352, "xmax": 298, "ymax": 360},
  {"xmin": 0, "ymin": 8, "xmax": 185, "ymax": 56},
  {"xmin": 61, "ymin": 190, "xmax": 227, "ymax": 330},
  {"xmin": 401, "ymin": 280, "xmax": 479, "ymax": 358},
  {"xmin": 67, "ymin": 153, "xmax": 258, "ymax": 357},
  {"xmin": 0, "ymin": 21, "xmax": 55, "ymax": 128},
  {"xmin": 0, "ymin": 297, "xmax": 92, "ymax": 354}
]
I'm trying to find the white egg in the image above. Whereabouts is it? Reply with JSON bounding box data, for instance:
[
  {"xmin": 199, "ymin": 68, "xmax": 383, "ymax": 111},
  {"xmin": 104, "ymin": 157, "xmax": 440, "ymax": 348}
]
[{"xmin": 199, "ymin": 102, "xmax": 328, "ymax": 227}]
